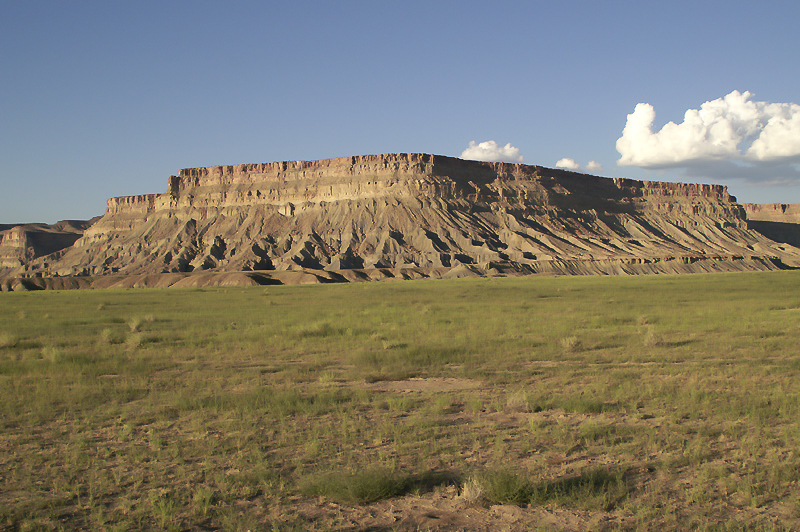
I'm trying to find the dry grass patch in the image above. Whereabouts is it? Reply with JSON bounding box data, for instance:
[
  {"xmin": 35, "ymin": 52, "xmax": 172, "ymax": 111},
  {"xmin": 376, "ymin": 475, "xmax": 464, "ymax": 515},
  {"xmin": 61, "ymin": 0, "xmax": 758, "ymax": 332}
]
[
  {"xmin": 0, "ymin": 332, "xmax": 18, "ymax": 349},
  {"xmin": 2, "ymin": 272, "xmax": 800, "ymax": 530}
]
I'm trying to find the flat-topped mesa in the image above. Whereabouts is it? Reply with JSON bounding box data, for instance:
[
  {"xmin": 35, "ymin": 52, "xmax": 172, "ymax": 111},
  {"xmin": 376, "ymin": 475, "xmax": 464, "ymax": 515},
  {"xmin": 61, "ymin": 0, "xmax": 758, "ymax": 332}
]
[
  {"xmin": 173, "ymin": 153, "xmax": 552, "ymax": 188},
  {"xmin": 6, "ymin": 152, "xmax": 799, "ymax": 285},
  {"xmin": 160, "ymin": 153, "xmax": 742, "ymax": 218},
  {"xmin": 164, "ymin": 154, "xmax": 548, "ymax": 212},
  {"xmin": 171, "ymin": 153, "xmax": 729, "ymax": 195},
  {"xmin": 743, "ymin": 203, "xmax": 800, "ymax": 223},
  {"xmin": 176, "ymin": 153, "xmax": 440, "ymax": 185}
]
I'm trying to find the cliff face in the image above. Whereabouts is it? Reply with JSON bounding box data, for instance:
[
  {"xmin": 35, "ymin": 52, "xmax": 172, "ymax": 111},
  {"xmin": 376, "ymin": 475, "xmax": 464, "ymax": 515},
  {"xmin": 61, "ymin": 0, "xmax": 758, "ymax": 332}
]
[
  {"xmin": 743, "ymin": 203, "xmax": 800, "ymax": 249},
  {"xmin": 0, "ymin": 219, "xmax": 98, "ymax": 271},
  {"xmin": 4, "ymin": 154, "xmax": 800, "ymax": 286},
  {"xmin": 743, "ymin": 203, "xmax": 800, "ymax": 223}
]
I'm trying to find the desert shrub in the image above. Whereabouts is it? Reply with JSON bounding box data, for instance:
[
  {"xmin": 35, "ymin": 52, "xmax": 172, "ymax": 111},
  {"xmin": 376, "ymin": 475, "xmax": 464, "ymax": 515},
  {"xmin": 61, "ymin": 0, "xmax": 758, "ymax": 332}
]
[
  {"xmin": 476, "ymin": 469, "xmax": 534, "ymax": 505},
  {"xmin": 98, "ymin": 328, "xmax": 123, "ymax": 345},
  {"xmin": 300, "ymin": 466, "xmax": 407, "ymax": 504},
  {"xmin": 458, "ymin": 476, "xmax": 485, "ymax": 506},
  {"xmin": 556, "ymin": 394, "xmax": 616, "ymax": 414},
  {"xmin": 505, "ymin": 390, "xmax": 530, "ymax": 412},
  {"xmin": 643, "ymin": 326, "xmax": 663, "ymax": 347},
  {"xmin": 128, "ymin": 317, "xmax": 142, "ymax": 333},
  {"xmin": 529, "ymin": 467, "xmax": 629, "ymax": 510},
  {"xmin": 192, "ymin": 486, "xmax": 216, "ymax": 517},
  {"xmin": 126, "ymin": 333, "xmax": 143, "ymax": 350},
  {"xmin": 560, "ymin": 335, "xmax": 581, "ymax": 352},
  {"xmin": 294, "ymin": 320, "xmax": 348, "ymax": 338},
  {"xmin": 474, "ymin": 467, "xmax": 629, "ymax": 509},
  {"xmin": 0, "ymin": 332, "xmax": 18, "ymax": 349},
  {"xmin": 42, "ymin": 346, "xmax": 63, "ymax": 363}
]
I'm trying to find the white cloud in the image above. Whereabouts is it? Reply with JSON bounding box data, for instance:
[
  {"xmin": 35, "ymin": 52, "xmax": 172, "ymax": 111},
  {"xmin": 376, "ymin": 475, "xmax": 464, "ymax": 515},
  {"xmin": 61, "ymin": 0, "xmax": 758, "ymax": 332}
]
[
  {"xmin": 586, "ymin": 160, "xmax": 603, "ymax": 173},
  {"xmin": 555, "ymin": 158, "xmax": 580, "ymax": 170},
  {"xmin": 555, "ymin": 158, "xmax": 603, "ymax": 173},
  {"xmin": 616, "ymin": 91, "xmax": 800, "ymax": 168},
  {"xmin": 461, "ymin": 140, "xmax": 524, "ymax": 163}
]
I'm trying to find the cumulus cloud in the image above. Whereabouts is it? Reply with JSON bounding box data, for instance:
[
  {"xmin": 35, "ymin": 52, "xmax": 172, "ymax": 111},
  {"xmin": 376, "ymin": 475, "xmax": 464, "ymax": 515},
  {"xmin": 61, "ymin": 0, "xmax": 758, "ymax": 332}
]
[
  {"xmin": 461, "ymin": 140, "xmax": 524, "ymax": 163},
  {"xmin": 555, "ymin": 158, "xmax": 581, "ymax": 170},
  {"xmin": 586, "ymin": 160, "xmax": 603, "ymax": 172},
  {"xmin": 555, "ymin": 158, "xmax": 603, "ymax": 173},
  {"xmin": 616, "ymin": 91, "xmax": 800, "ymax": 168}
]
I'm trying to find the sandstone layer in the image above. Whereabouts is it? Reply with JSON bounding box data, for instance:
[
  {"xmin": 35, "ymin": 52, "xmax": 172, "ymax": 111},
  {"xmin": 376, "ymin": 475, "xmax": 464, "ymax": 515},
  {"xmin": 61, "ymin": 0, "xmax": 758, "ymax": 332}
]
[
  {"xmin": 3, "ymin": 154, "xmax": 800, "ymax": 290},
  {"xmin": 743, "ymin": 203, "xmax": 800, "ymax": 249},
  {"xmin": 0, "ymin": 219, "xmax": 98, "ymax": 271}
]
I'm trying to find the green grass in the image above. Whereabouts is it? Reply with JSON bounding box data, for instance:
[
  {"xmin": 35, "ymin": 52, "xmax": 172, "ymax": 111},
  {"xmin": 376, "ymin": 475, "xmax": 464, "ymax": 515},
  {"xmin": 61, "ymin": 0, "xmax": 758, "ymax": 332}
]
[
  {"xmin": 1, "ymin": 271, "xmax": 800, "ymax": 530},
  {"xmin": 475, "ymin": 467, "xmax": 629, "ymax": 510},
  {"xmin": 300, "ymin": 466, "xmax": 409, "ymax": 504}
]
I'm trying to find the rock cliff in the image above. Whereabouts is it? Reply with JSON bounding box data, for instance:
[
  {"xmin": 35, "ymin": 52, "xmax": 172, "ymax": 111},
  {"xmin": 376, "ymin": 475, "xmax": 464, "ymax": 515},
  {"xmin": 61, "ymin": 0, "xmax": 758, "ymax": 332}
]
[
  {"xmin": 743, "ymin": 203, "xmax": 800, "ymax": 249},
  {"xmin": 3, "ymin": 154, "xmax": 800, "ymax": 289},
  {"xmin": 0, "ymin": 219, "xmax": 98, "ymax": 272}
]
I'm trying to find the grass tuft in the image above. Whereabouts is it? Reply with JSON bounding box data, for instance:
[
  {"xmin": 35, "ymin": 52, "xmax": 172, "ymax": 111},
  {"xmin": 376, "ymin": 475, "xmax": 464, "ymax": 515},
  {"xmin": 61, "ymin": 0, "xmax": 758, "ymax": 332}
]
[
  {"xmin": 42, "ymin": 346, "xmax": 63, "ymax": 363},
  {"xmin": 0, "ymin": 332, "xmax": 18, "ymax": 349},
  {"xmin": 300, "ymin": 466, "xmax": 408, "ymax": 504},
  {"xmin": 473, "ymin": 467, "xmax": 629, "ymax": 510},
  {"xmin": 560, "ymin": 335, "xmax": 581, "ymax": 352},
  {"xmin": 128, "ymin": 317, "xmax": 142, "ymax": 333},
  {"xmin": 477, "ymin": 469, "xmax": 534, "ymax": 505},
  {"xmin": 126, "ymin": 333, "xmax": 144, "ymax": 350},
  {"xmin": 98, "ymin": 328, "xmax": 123, "ymax": 345},
  {"xmin": 458, "ymin": 476, "xmax": 486, "ymax": 507},
  {"xmin": 643, "ymin": 326, "xmax": 664, "ymax": 347}
]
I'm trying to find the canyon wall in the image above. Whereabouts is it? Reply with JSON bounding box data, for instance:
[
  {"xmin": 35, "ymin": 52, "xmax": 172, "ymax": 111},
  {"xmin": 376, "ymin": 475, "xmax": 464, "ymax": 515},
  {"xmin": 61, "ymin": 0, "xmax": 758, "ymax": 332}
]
[
  {"xmin": 3, "ymin": 154, "xmax": 800, "ymax": 287},
  {"xmin": 743, "ymin": 202, "xmax": 800, "ymax": 249}
]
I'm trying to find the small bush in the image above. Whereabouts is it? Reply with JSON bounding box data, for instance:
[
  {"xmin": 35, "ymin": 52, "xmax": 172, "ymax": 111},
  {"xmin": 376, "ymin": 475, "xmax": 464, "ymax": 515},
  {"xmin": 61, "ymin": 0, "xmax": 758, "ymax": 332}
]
[
  {"xmin": 560, "ymin": 335, "xmax": 581, "ymax": 352},
  {"xmin": 577, "ymin": 420, "xmax": 623, "ymax": 444},
  {"xmin": 295, "ymin": 321, "xmax": 344, "ymax": 338},
  {"xmin": 643, "ymin": 327, "xmax": 663, "ymax": 347},
  {"xmin": 473, "ymin": 467, "xmax": 629, "ymax": 509},
  {"xmin": 128, "ymin": 317, "xmax": 142, "ymax": 333},
  {"xmin": 529, "ymin": 467, "xmax": 629, "ymax": 510},
  {"xmin": 192, "ymin": 486, "xmax": 216, "ymax": 517},
  {"xmin": 98, "ymin": 328, "xmax": 123, "ymax": 345},
  {"xmin": 42, "ymin": 346, "xmax": 63, "ymax": 363},
  {"xmin": 506, "ymin": 390, "xmax": 530, "ymax": 412},
  {"xmin": 0, "ymin": 332, "xmax": 18, "ymax": 349},
  {"xmin": 458, "ymin": 476, "xmax": 485, "ymax": 506},
  {"xmin": 300, "ymin": 466, "xmax": 407, "ymax": 504},
  {"xmin": 126, "ymin": 333, "xmax": 144, "ymax": 350},
  {"xmin": 477, "ymin": 469, "xmax": 534, "ymax": 505}
]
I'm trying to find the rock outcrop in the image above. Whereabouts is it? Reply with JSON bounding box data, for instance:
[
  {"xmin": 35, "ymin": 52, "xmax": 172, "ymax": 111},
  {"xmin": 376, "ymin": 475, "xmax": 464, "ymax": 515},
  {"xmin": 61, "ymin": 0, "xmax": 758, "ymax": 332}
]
[
  {"xmin": 0, "ymin": 219, "xmax": 98, "ymax": 271},
  {"xmin": 743, "ymin": 203, "xmax": 800, "ymax": 249},
  {"xmin": 3, "ymin": 154, "xmax": 800, "ymax": 289}
]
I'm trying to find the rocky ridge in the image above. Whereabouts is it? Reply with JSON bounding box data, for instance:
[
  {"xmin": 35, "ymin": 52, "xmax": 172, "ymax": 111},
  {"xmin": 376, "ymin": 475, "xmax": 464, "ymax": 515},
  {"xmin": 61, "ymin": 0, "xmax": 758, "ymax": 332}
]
[{"xmin": 2, "ymin": 153, "xmax": 800, "ymax": 290}]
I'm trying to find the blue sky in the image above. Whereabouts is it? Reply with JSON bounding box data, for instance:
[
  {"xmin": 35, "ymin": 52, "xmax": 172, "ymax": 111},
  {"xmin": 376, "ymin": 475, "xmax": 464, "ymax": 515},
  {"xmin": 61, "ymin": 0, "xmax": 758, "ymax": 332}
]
[{"xmin": 2, "ymin": 1, "xmax": 799, "ymax": 223}]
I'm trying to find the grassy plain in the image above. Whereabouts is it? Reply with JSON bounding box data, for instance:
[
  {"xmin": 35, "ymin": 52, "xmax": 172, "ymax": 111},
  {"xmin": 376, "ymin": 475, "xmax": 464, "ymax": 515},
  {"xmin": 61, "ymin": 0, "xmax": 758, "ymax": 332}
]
[{"xmin": 1, "ymin": 271, "xmax": 800, "ymax": 531}]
